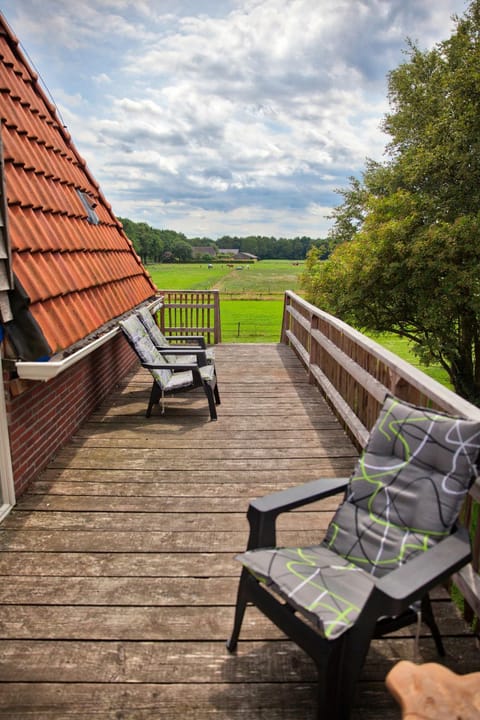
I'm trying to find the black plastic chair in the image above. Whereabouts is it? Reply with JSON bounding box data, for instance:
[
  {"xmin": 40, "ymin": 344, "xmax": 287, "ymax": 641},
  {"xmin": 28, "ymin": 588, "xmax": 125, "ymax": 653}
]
[
  {"xmin": 227, "ymin": 395, "xmax": 480, "ymax": 719},
  {"xmin": 120, "ymin": 314, "xmax": 220, "ymax": 419}
]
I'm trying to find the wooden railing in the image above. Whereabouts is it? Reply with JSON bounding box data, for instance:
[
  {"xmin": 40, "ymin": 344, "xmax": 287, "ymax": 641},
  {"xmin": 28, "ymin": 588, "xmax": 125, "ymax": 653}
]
[
  {"xmin": 281, "ymin": 290, "xmax": 480, "ymax": 628},
  {"xmin": 156, "ymin": 290, "xmax": 221, "ymax": 345}
]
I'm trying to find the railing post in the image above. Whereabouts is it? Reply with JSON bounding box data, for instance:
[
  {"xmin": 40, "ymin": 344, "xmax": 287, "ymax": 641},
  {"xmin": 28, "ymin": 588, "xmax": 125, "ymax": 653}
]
[
  {"xmin": 308, "ymin": 311, "xmax": 318, "ymax": 384},
  {"xmin": 213, "ymin": 290, "xmax": 221, "ymax": 344},
  {"xmin": 281, "ymin": 291, "xmax": 291, "ymax": 344}
]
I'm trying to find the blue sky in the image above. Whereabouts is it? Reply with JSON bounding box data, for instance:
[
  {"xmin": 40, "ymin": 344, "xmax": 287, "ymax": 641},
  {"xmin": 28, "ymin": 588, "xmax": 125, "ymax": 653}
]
[{"xmin": 1, "ymin": 0, "xmax": 468, "ymax": 239}]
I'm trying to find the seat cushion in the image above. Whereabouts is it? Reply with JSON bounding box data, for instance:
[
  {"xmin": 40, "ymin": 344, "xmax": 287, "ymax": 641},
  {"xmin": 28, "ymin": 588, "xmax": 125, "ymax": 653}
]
[
  {"xmin": 164, "ymin": 370, "xmax": 195, "ymax": 391},
  {"xmin": 171, "ymin": 351, "xmax": 214, "ymax": 366},
  {"xmin": 237, "ymin": 544, "xmax": 375, "ymax": 640},
  {"xmin": 199, "ymin": 364, "xmax": 215, "ymax": 382}
]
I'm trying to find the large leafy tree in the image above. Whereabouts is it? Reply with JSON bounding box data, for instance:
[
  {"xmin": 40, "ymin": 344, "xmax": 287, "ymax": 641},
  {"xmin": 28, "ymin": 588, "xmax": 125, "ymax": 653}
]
[{"xmin": 302, "ymin": 1, "xmax": 480, "ymax": 403}]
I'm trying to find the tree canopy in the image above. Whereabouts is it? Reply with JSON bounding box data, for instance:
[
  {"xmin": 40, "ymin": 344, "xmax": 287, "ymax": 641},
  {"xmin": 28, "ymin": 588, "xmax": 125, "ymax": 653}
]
[{"xmin": 301, "ymin": 0, "xmax": 480, "ymax": 403}]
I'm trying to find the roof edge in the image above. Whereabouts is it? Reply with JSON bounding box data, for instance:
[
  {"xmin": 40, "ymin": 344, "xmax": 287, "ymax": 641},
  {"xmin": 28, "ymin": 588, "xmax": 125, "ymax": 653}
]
[{"xmin": 15, "ymin": 296, "xmax": 163, "ymax": 381}]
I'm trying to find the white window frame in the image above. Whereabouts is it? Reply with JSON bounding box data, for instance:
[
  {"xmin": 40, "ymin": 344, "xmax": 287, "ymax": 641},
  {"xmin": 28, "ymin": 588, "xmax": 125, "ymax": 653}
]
[{"xmin": 0, "ymin": 354, "xmax": 15, "ymax": 519}]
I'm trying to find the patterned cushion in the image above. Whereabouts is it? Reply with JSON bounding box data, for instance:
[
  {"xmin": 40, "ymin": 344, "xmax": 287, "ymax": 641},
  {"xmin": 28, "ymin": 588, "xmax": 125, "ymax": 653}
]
[
  {"xmin": 137, "ymin": 306, "xmax": 215, "ymax": 364},
  {"xmin": 323, "ymin": 502, "xmax": 438, "ymax": 576},
  {"xmin": 238, "ymin": 395, "xmax": 480, "ymax": 640},
  {"xmin": 236, "ymin": 544, "xmax": 375, "ymax": 640},
  {"xmin": 137, "ymin": 308, "xmax": 172, "ymax": 350},
  {"xmin": 199, "ymin": 364, "xmax": 215, "ymax": 382},
  {"xmin": 119, "ymin": 315, "xmax": 174, "ymax": 389},
  {"xmin": 165, "ymin": 369, "xmax": 195, "ymax": 391},
  {"xmin": 325, "ymin": 395, "xmax": 480, "ymax": 576}
]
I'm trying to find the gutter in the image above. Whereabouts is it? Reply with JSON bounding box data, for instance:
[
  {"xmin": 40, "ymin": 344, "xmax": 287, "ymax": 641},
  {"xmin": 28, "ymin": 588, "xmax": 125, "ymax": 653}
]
[
  {"xmin": 15, "ymin": 327, "xmax": 120, "ymax": 381},
  {"xmin": 14, "ymin": 297, "xmax": 163, "ymax": 382}
]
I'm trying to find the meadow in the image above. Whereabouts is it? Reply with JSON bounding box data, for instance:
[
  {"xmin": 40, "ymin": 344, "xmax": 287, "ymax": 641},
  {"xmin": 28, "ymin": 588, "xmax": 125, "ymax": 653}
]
[
  {"xmin": 149, "ymin": 260, "xmax": 300, "ymax": 343},
  {"xmin": 148, "ymin": 259, "xmax": 303, "ymax": 296},
  {"xmin": 148, "ymin": 261, "xmax": 450, "ymax": 385}
]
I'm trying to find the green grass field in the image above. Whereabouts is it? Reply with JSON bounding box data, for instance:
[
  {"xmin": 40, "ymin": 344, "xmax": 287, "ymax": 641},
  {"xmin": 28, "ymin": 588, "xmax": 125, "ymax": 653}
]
[
  {"xmin": 221, "ymin": 299, "xmax": 284, "ymax": 342},
  {"xmin": 147, "ymin": 260, "xmax": 450, "ymax": 385},
  {"xmin": 366, "ymin": 332, "xmax": 452, "ymax": 388},
  {"xmin": 148, "ymin": 263, "xmax": 232, "ymax": 290},
  {"xmin": 148, "ymin": 259, "xmax": 304, "ymax": 296}
]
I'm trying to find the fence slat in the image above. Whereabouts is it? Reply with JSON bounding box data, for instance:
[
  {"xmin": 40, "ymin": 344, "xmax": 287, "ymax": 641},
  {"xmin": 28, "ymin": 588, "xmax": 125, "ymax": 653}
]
[{"xmin": 157, "ymin": 290, "xmax": 220, "ymax": 345}]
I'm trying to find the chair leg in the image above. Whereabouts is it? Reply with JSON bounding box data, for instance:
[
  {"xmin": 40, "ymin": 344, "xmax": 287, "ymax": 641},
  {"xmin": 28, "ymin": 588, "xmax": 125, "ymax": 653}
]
[
  {"xmin": 147, "ymin": 382, "xmax": 161, "ymax": 418},
  {"xmin": 316, "ymin": 623, "xmax": 375, "ymax": 720},
  {"xmin": 309, "ymin": 635, "xmax": 352, "ymax": 720},
  {"xmin": 226, "ymin": 568, "xmax": 250, "ymax": 652},
  {"xmin": 421, "ymin": 594, "xmax": 445, "ymax": 656},
  {"xmin": 214, "ymin": 382, "xmax": 220, "ymax": 405},
  {"xmin": 204, "ymin": 383, "xmax": 218, "ymax": 420}
]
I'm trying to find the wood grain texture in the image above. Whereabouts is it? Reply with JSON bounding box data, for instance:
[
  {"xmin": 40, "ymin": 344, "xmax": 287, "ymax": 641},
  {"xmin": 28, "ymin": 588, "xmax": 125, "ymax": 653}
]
[{"xmin": 0, "ymin": 343, "xmax": 476, "ymax": 720}]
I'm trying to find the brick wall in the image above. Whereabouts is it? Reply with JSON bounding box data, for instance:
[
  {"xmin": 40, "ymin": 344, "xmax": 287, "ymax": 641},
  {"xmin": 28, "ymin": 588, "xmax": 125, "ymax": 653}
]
[{"xmin": 6, "ymin": 333, "xmax": 137, "ymax": 497}]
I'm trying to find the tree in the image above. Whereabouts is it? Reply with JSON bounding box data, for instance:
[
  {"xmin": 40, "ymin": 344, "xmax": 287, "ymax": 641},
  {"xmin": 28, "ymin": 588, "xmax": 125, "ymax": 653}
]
[
  {"xmin": 301, "ymin": 1, "xmax": 480, "ymax": 403},
  {"xmin": 172, "ymin": 239, "xmax": 193, "ymax": 262}
]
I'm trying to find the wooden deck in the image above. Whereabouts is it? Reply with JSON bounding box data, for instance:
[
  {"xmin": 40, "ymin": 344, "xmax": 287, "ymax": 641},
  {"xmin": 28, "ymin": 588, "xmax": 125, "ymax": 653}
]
[{"xmin": 0, "ymin": 343, "xmax": 477, "ymax": 719}]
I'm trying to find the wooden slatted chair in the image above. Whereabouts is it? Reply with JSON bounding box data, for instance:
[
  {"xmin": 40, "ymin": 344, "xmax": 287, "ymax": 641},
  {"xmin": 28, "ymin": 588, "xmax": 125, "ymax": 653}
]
[
  {"xmin": 120, "ymin": 314, "xmax": 220, "ymax": 419},
  {"xmin": 227, "ymin": 395, "xmax": 480, "ymax": 719}
]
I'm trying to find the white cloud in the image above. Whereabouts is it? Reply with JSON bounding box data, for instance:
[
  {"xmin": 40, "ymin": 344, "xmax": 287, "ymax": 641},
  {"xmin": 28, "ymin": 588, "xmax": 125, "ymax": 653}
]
[
  {"xmin": 93, "ymin": 73, "xmax": 112, "ymax": 85},
  {"xmin": 1, "ymin": 0, "xmax": 469, "ymax": 238}
]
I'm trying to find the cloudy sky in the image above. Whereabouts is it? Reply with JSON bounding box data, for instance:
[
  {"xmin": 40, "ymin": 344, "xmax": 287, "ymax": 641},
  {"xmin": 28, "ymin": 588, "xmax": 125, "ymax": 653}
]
[{"xmin": 1, "ymin": 0, "xmax": 468, "ymax": 239}]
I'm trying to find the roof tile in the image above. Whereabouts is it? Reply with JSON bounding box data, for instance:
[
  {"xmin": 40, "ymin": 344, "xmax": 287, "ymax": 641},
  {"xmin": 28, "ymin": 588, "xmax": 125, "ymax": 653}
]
[{"xmin": 0, "ymin": 13, "xmax": 157, "ymax": 356}]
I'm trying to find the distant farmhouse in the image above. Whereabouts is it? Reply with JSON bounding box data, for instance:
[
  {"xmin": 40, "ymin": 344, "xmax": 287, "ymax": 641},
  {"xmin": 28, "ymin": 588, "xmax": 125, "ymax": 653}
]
[
  {"xmin": 192, "ymin": 246, "xmax": 258, "ymax": 261},
  {"xmin": 191, "ymin": 246, "xmax": 217, "ymax": 258}
]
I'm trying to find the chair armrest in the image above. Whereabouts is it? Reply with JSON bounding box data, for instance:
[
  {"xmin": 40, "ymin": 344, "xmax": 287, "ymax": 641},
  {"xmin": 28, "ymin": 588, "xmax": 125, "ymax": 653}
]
[
  {"xmin": 143, "ymin": 361, "xmax": 197, "ymax": 372},
  {"xmin": 155, "ymin": 346, "xmax": 207, "ymax": 357},
  {"xmin": 154, "ymin": 347, "xmax": 208, "ymax": 366},
  {"xmin": 374, "ymin": 526, "xmax": 472, "ymax": 616},
  {"xmin": 157, "ymin": 343, "xmax": 205, "ymax": 351},
  {"xmin": 168, "ymin": 335, "xmax": 207, "ymax": 348},
  {"xmin": 246, "ymin": 477, "xmax": 349, "ymax": 549}
]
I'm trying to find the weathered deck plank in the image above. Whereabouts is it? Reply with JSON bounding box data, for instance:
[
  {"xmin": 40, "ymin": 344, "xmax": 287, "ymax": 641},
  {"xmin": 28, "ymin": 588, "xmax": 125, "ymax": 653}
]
[{"xmin": 0, "ymin": 343, "xmax": 477, "ymax": 720}]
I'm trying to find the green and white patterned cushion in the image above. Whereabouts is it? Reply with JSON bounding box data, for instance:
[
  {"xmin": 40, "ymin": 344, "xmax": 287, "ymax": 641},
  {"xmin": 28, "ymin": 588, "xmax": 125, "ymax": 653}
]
[
  {"xmin": 199, "ymin": 363, "xmax": 215, "ymax": 382},
  {"xmin": 238, "ymin": 544, "xmax": 375, "ymax": 640},
  {"xmin": 325, "ymin": 395, "xmax": 480, "ymax": 575},
  {"xmin": 237, "ymin": 395, "xmax": 480, "ymax": 640}
]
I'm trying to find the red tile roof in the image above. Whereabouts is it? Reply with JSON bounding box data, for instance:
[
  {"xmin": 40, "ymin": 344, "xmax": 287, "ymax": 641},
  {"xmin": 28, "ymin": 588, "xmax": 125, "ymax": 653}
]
[{"xmin": 0, "ymin": 13, "xmax": 157, "ymax": 355}]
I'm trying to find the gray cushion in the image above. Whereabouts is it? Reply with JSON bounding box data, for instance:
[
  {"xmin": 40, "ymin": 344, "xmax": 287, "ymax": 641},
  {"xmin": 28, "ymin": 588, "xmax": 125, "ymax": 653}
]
[{"xmin": 237, "ymin": 544, "xmax": 375, "ymax": 640}]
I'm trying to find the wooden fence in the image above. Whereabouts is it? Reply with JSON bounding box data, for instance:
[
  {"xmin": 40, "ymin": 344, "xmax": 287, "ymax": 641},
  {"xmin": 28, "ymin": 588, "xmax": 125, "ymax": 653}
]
[
  {"xmin": 281, "ymin": 290, "xmax": 480, "ymax": 629},
  {"xmin": 156, "ymin": 290, "xmax": 221, "ymax": 345}
]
